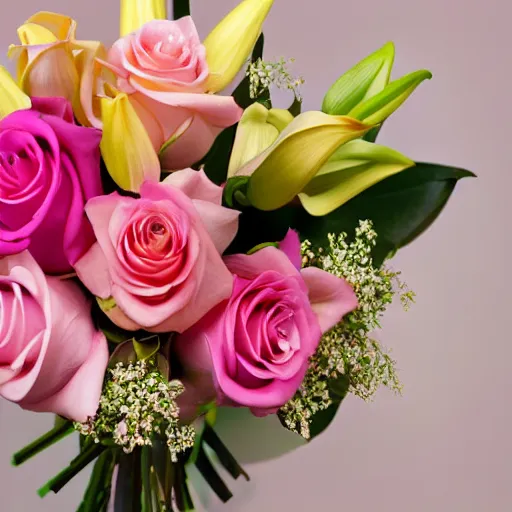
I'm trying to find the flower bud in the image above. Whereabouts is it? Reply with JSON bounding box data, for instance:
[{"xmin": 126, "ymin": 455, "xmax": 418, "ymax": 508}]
[
  {"xmin": 228, "ymin": 103, "xmax": 294, "ymax": 178},
  {"xmin": 204, "ymin": 0, "xmax": 274, "ymax": 93},
  {"xmin": 236, "ymin": 111, "xmax": 371, "ymax": 211},
  {"xmin": 120, "ymin": 0, "xmax": 167, "ymax": 37},
  {"xmin": 322, "ymin": 42, "xmax": 395, "ymax": 115}
]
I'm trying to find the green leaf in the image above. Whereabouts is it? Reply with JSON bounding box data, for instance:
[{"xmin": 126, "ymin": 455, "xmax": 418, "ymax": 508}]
[
  {"xmin": 288, "ymin": 95, "xmax": 302, "ymax": 117},
  {"xmin": 173, "ymin": 463, "xmax": 195, "ymax": 511},
  {"xmin": 173, "ymin": 0, "xmax": 190, "ymax": 19},
  {"xmin": 308, "ymin": 374, "xmax": 350, "ymax": 440},
  {"xmin": 294, "ymin": 163, "xmax": 475, "ymax": 267},
  {"xmin": 133, "ymin": 335, "xmax": 160, "ymax": 361},
  {"xmin": 322, "ymin": 42, "xmax": 395, "ymax": 116},
  {"xmin": 202, "ymin": 126, "xmax": 237, "ymax": 185},
  {"xmin": 349, "ymin": 69, "xmax": 432, "ymax": 125}
]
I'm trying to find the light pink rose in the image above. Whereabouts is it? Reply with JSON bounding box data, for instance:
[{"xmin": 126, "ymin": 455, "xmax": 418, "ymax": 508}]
[
  {"xmin": 105, "ymin": 18, "xmax": 242, "ymax": 169},
  {"xmin": 75, "ymin": 169, "xmax": 239, "ymax": 333},
  {"xmin": 175, "ymin": 230, "xmax": 358, "ymax": 417},
  {"xmin": 0, "ymin": 251, "xmax": 109, "ymax": 422}
]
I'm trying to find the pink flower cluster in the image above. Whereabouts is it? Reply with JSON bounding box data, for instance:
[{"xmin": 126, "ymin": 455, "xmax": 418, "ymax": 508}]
[{"xmin": 0, "ymin": 16, "xmax": 357, "ymax": 423}]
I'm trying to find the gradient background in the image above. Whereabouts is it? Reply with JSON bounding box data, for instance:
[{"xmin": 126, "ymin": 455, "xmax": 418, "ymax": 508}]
[{"xmin": 0, "ymin": 0, "xmax": 510, "ymax": 510}]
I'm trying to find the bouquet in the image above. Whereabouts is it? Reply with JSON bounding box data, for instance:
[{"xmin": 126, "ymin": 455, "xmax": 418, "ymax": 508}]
[{"xmin": 1, "ymin": 0, "xmax": 474, "ymax": 510}]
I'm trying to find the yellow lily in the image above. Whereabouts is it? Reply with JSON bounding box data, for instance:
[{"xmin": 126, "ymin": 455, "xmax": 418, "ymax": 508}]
[
  {"xmin": 228, "ymin": 103, "xmax": 294, "ymax": 178},
  {"xmin": 8, "ymin": 11, "xmax": 108, "ymax": 128},
  {"xmin": 100, "ymin": 93, "xmax": 161, "ymax": 192},
  {"xmin": 235, "ymin": 111, "xmax": 371, "ymax": 211},
  {"xmin": 120, "ymin": 0, "xmax": 167, "ymax": 37},
  {"xmin": 0, "ymin": 67, "xmax": 31, "ymax": 119},
  {"xmin": 204, "ymin": 0, "xmax": 274, "ymax": 93},
  {"xmin": 299, "ymin": 140, "xmax": 415, "ymax": 216}
]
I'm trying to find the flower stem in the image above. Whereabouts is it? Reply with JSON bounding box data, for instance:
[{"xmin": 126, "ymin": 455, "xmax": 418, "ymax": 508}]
[
  {"xmin": 12, "ymin": 421, "xmax": 74, "ymax": 467},
  {"xmin": 38, "ymin": 443, "xmax": 105, "ymax": 497}
]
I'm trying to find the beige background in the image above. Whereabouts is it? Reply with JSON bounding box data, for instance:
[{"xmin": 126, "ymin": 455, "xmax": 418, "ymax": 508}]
[{"xmin": 0, "ymin": 0, "xmax": 510, "ymax": 510}]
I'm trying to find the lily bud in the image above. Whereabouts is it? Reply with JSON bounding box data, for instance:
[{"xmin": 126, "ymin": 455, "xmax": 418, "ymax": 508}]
[
  {"xmin": 120, "ymin": 0, "xmax": 167, "ymax": 37},
  {"xmin": 100, "ymin": 93, "xmax": 161, "ymax": 192},
  {"xmin": 236, "ymin": 111, "xmax": 371, "ymax": 211},
  {"xmin": 0, "ymin": 66, "xmax": 31, "ymax": 119},
  {"xmin": 299, "ymin": 139, "xmax": 414, "ymax": 216},
  {"xmin": 322, "ymin": 42, "xmax": 395, "ymax": 116},
  {"xmin": 227, "ymin": 103, "xmax": 294, "ymax": 178},
  {"xmin": 204, "ymin": 0, "xmax": 274, "ymax": 93},
  {"xmin": 349, "ymin": 70, "xmax": 432, "ymax": 125}
]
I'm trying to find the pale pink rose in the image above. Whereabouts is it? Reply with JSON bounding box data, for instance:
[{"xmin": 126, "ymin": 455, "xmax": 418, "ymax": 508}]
[
  {"xmin": 175, "ymin": 230, "xmax": 358, "ymax": 417},
  {"xmin": 105, "ymin": 18, "xmax": 242, "ymax": 169},
  {"xmin": 0, "ymin": 251, "xmax": 109, "ymax": 422},
  {"xmin": 75, "ymin": 169, "xmax": 239, "ymax": 333}
]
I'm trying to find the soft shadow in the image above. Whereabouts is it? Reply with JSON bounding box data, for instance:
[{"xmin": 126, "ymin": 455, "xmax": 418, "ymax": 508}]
[{"xmin": 213, "ymin": 407, "xmax": 306, "ymax": 464}]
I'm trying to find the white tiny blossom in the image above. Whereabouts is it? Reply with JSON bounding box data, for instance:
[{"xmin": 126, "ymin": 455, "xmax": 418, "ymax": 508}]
[
  {"xmin": 279, "ymin": 220, "xmax": 415, "ymax": 439},
  {"xmin": 75, "ymin": 361, "xmax": 195, "ymax": 462},
  {"xmin": 246, "ymin": 57, "xmax": 304, "ymax": 101}
]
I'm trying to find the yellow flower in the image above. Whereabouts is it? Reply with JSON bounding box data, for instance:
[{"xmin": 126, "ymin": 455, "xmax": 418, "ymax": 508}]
[
  {"xmin": 204, "ymin": 0, "xmax": 274, "ymax": 93},
  {"xmin": 8, "ymin": 11, "xmax": 108, "ymax": 128}
]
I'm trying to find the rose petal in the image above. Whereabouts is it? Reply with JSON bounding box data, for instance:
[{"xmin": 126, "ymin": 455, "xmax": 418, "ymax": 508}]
[{"xmin": 301, "ymin": 266, "xmax": 358, "ymax": 332}]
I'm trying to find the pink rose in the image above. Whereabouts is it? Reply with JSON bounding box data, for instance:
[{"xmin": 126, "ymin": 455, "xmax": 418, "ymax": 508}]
[
  {"xmin": 105, "ymin": 18, "xmax": 242, "ymax": 169},
  {"xmin": 0, "ymin": 97, "xmax": 103, "ymax": 274},
  {"xmin": 0, "ymin": 251, "xmax": 109, "ymax": 422},
  {"xmin": 75, "ymin": 169, "xmax": 239, "ymax": 333},
  {"xmin": 175, "ymin": 231, "xmax": 358, "ymax": 417}
]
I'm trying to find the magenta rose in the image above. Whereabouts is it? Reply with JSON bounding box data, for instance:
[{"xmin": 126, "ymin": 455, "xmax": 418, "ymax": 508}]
[
  {"xmin": 0, "ymin": 251, "xmax": 109, "ymax": 422},
  {"xmin": 104, "ymin": 17, "xmax": 242, "ymax": 169},
  {"xmin": 175, "ymin": 230, "xmax": 358, "ymax": 417},
  {"xmin": 75, "ymin": 169, "xmax": 239, "ymax": 333},
  {"xmin": 0, "ymin": 97, "xmax": 103, "ymax": 274}
]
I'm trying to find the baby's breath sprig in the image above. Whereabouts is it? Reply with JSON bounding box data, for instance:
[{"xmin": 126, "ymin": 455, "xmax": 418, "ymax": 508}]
[
  {"xmin": 75, "ymin": 361, "xmax": 195, "ymax": 462},
  {"xmin": 279, "ymin": 220, "xmax": 414, "ymax": 439},
  {"xmin": 246, "ymin": 57, "xmax": 304, "ymax": 101}
]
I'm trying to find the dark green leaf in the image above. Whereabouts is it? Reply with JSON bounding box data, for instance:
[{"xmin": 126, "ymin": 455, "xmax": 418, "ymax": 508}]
[
  {"xmin": 363, "ymin": 124, "xmax": 382, "ymax": 143},
  {"xmin": 288, "ymin": 96, "xmax": 302, "ymax": 117},
  {"xmin": 293, "ymin": 163, "xmax": 475, "ymax": 266},
  {"xmin": 172, "ymin": 0, "xmax": 190, "ymax": 19},
  {"xmin": 306, "ymin": 374, "xmax": 350, "ymax": 440},
  {"xmin": 225, "ymin": 205, "xmax": 296, "ymax": 255},
  {"xmin": 202, "ymin": 126, "xmax": 237, "ymax": 185}
]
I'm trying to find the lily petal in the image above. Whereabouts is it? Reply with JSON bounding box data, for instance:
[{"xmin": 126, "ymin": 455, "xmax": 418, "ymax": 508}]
[
  {"xmin": 237, "ymin": 111, "xmax": 371, "ymax": 211},
  {"xmin": 120, "ymin": 0, "xmax": 167, "ymax": 37},
  {"xmin": 227, "ymin": 103, "xmax": 293, "ymax": 178},
  {"xmin": 204, "ymin": 0, "xmax": 274, "ymax": 93},
  {"xmin": 100, "ymin": 93, "xmax": 161, "ymax": 192},
  {"xmin": 299, "ymin": 139, "xmax": 415, "ymax": 216},
  {"xmin": 349, "ymin": 69, "xmax": 432, "ymax": 125},
  {"xmin": 0, "ymin": 67, "xmax": 31, "ymax": 119}
]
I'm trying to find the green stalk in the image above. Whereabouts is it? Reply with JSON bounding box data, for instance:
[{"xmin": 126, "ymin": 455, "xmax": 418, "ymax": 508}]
[
  {"xmin": 12, "ymin": 421, "xmax": 74, "ymax": 467},
  {"xmin": 38, "ymin": 444, "xmax": 105, "ymax": 497}
]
